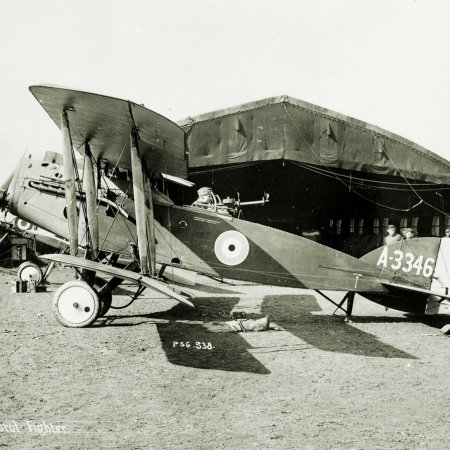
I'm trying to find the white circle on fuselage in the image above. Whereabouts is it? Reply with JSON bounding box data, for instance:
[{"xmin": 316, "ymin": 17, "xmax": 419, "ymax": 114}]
[
  {"xmin": 214, "ymin": 230, "xmax": 249, "ymax": 266},
  {"xmin": 15, "ymin": 218, "xmax": 32, "ymax": 231}
]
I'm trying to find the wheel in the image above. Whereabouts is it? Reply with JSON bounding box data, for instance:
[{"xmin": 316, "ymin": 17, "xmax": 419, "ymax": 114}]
[
  {"xmin": 53, "ymin": 280, "xmax": 100, "ymax": 328},
  {"xmin": 94, "ymin": 278, "xmax": 112, "ymax": 317},
  {"xmin": 17, "ymin": 262, "xmax": 43, "ymax": 284}
]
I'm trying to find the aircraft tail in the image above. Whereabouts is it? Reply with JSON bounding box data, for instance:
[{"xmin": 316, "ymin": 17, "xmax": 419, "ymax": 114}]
[{"xmin": 360, "ymin": 238, "xmax": 450, "ymax": 315}]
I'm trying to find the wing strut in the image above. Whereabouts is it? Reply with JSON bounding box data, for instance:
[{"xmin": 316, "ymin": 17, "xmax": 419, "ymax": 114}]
[
  {"xmin": 61, "ymin": 109, "xmax": 78, "ymax": 256},
  {"xmin": 144, "ymin": 165, "xmax": 157, "ymax": 275},
  {"xmin": 83, "ymin": 143, "xmax": 99, "ymax": 259},
  {"xmin": 130, "ymin": 130, "xmax": 156, "ymax": 275}
]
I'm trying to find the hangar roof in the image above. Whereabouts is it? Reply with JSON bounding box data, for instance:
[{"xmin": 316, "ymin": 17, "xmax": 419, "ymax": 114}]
[{"xmin": 179, "ymin": 96, "xmax": 450, "ymax": 185}]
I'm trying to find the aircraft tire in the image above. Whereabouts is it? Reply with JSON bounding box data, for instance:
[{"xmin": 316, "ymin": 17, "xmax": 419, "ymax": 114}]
[
  {"xmin": 95, "ymin": 278, "xmax": 112, "ymax": 317},
  {"xmin": 17, "ymin": 261, "xmax": 43, "ymax": 284},
  {"xmin": 53, "ymin": 280, "xmax": 100, "ymax": 328}
]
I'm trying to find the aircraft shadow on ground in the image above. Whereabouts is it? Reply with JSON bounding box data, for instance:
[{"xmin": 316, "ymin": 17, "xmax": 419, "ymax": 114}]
[
  {"xmin": 350, "ymin": 314, "xmax": 450, "ymax": 329},
  {"xmin": 185, "ymin": 283, "xmax": 243, "ymax": 295},
  {"xmin": 102, "ymin": 297, "xmax": 270, "ymax": 375},
  {"xmin": 261, "ymin": 294, "xmax": 416, "ymax": 359},
  {"xmin": 407, "ymin": 314, "xmax": 450, "ymax": 330}
]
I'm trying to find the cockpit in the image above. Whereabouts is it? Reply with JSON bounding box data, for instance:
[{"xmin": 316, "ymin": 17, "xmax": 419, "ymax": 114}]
[{"xmin": 191, "ymin": 186, "xmax": 240, "ymax": 217}]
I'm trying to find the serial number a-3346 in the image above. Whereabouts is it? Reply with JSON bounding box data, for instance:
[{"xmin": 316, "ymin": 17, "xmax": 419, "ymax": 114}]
[{"xmin": 376, "ymin": 247, "xmax": 435, "ymax": 277}]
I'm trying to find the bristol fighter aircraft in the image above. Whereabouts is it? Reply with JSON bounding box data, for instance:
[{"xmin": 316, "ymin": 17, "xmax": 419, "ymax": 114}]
[{"xmin": 1, "ymin": 84, "xmax": 450, "ymax": 328}]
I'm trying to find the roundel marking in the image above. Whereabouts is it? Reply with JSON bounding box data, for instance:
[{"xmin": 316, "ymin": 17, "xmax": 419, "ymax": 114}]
[
  {"xmin": 15, "ymin": 218, "xmax": 33, "ymax": 231},
  {"xmin": 214, "ymin": 230, "xmax": 250, "ymax": 266}
]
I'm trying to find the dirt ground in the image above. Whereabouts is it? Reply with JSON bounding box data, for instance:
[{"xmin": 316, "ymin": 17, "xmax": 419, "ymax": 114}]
[{"xmin": 1, "ymin": 267, "xmax": 449, "ymax": 450}]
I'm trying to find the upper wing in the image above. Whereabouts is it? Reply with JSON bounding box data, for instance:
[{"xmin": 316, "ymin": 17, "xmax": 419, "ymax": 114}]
[{"xmin": 29, "ymin": 85, "xmax": 187, "ymax": 178}]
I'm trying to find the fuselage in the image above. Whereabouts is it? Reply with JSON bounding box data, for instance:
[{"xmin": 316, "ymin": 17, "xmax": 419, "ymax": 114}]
[
  {"xmin": 4, "ymin": 156, "xmax": 450, "ymax": 316},
  {"xmin": 4, "ymin": 157, "xmax": 390, "ymax": 292}
]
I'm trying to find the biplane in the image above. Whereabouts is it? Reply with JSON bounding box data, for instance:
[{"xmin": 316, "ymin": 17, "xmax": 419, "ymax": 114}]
[{"xmin": 1, "ymin": 85, "xmax": 450, "ymax": 327}]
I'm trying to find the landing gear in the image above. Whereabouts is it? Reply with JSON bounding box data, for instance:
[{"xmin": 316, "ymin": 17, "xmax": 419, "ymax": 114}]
[
  {"xmin": 95, "ymin": 278, "xmax": 112, "ymax": 317},
  {"xmin": 53, "ymin": 280, "xmax": 100, "ymax": 328},
  {"xmin": 99, "ymin": 292, "xmax": 112, "ymax": 317},
  {"xmin": 17, "ymin": 261, "xmax": 43, "ymax": 284}
]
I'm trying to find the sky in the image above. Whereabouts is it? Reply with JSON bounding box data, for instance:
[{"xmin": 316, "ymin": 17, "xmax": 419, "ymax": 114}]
[{"xmin": 0, "ymin": 0, "xmax": 449, "ymax": 183}]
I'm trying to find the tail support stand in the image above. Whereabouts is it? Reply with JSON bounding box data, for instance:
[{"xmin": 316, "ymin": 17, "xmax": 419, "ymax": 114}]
[
  {"xmin": 345, "ymin": 292, "xmax": 355, "ymax": 320},
  {"xmin": 315, "ymin": 290, "xmax": 356, "ymax": 321}
]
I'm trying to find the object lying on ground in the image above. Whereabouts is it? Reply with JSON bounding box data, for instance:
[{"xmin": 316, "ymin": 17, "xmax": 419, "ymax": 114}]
[
  {"xmin": 226, "ymin": 315, "xmax": 270, "ymax": 332},
  {"xmin": 440, "ymin": 324, "xmax": 450, "ymax": 336}
]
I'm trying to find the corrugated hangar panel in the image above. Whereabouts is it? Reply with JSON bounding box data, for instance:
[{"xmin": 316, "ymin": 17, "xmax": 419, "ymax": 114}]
[{"xmin": 179, "ymin": 96, "xmax": 450, "ymax": 184}]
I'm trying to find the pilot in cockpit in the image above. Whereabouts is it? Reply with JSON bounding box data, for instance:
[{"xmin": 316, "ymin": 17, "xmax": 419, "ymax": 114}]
[
  {"xmin": 192, "ymin": 187, "xmax": 215, "ymax": 208},
  {"xmin": 191, "ymin": 186, "xmax": 238, "ymax": 217}
]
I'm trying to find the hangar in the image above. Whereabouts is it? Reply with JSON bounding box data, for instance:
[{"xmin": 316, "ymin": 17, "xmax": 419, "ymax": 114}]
[{"xmin": 177, "ymin": 96, "xmax": 450, "ymax": 256}]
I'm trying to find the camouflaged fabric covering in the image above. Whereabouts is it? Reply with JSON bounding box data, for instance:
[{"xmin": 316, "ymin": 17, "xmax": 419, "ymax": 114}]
[{"xmin": 180, "ymin": 96, "xmax": 450, "ymax": 184}]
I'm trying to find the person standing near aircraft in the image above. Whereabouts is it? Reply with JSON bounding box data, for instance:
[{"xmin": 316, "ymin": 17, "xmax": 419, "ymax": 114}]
[
  {"xmin": 445, "ymin": 228, "xmax": 450, "ymax": 238},
  {"xmin": 383, "ymin": 224, "xmax": 403, "ymax": 245},
  {"xmin": 403, "ymin": 228, "xmax": 415, "ymax": 240}
]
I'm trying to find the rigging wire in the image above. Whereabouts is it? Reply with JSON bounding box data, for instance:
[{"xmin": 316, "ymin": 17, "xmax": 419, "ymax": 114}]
[
  {"xmin": 288, "ymin": 160, "xmax": 450, "ymax": 191},
  {"xmin": 382, "ymin": 148, "xmax": 450, "ymax": 217},
  {"xmin": 98, "ymin": 171, "xmax": 136, "ymax": 247},
  {"xmin": 282, "ymin": 105, "xmax": 445, "ymax": 214},
  {"xmin": 189, "ymin": 160, "xmax": 267, "ymax": 175},
  {"xmin": 71, "ymin": 141, "xmax": 138, "ymax": 258}
]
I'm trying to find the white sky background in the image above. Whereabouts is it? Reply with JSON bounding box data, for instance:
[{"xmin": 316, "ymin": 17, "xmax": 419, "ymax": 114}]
[{"xmin": 0, "ymin": 0, "xmax": 449, "ymax": 183}]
